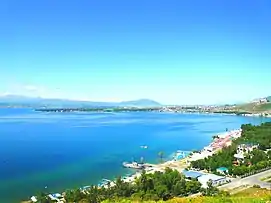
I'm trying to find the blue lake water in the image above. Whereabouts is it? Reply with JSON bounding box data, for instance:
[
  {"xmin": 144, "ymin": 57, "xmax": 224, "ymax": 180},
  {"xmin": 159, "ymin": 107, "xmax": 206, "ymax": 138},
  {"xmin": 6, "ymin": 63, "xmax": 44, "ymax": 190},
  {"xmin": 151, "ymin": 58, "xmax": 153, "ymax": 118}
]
[{"xmin": 0, "ymin": 108, "xmax": 270, "ymax": 202}]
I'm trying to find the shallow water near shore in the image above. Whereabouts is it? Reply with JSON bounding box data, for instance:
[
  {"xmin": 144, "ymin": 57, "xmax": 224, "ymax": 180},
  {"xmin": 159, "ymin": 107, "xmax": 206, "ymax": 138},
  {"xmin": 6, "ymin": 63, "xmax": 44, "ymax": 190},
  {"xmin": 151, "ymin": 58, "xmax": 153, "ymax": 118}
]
[{"xmin": 0, "ymin": 108, "xmax": 270, "ymax": 202}]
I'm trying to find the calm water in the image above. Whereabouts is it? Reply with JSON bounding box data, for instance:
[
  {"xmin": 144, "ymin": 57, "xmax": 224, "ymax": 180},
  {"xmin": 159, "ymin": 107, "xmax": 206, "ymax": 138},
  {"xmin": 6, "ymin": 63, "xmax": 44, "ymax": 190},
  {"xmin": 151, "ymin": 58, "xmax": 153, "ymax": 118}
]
[{"xmin": 0, "ymin": 108, "xmax": 270, "ymax": 202}]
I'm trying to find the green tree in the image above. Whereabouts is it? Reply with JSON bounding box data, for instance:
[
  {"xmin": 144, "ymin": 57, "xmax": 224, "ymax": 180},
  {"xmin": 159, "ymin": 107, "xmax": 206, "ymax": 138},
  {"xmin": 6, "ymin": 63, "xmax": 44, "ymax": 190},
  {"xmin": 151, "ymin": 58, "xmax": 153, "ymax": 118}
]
[
  {"xmin": 155, "ymin": 184, "xmax": 170, "ymax": 200},
  {"xmin": 185, "ymin": 180, "xmax": 201, "ymax": 195},
  {"xmin": 205, "ymin": 180, "xmax": 219, "ymax": 196},
  {"xmin": 65, "ymin": 189, "xmax": 86, "ymax": 203},
  {"xmin": 36, "ymin": 192, "xmax": 50, "ymax": 203},
  {"xmin": 251, "ymin": 149, "xmax": 268, "ymax": 165}
]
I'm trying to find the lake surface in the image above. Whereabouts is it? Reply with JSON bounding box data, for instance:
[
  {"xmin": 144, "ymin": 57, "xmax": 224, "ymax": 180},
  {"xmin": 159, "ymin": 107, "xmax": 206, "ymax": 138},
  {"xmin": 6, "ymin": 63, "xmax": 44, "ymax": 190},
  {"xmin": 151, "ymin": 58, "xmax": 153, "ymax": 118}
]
[{"xmin": 0, "ymin": 108, "xmax": 270, "ymax": 202}]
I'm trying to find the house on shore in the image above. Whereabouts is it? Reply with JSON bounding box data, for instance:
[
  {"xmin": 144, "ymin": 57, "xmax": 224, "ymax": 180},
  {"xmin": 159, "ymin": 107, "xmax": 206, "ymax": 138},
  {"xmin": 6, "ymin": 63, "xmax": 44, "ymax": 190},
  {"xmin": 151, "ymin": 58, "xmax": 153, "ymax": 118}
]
[
  {"xmin": 182, "ymin": 170, "xmax": 228, "ymax": 188},
  {"xmin": 197, "ymin": 174, "xmax": 228, "ymax": 188},
  {"xmin": 182, "ymin": 170, "xmax": 205, "ymax": 179}
]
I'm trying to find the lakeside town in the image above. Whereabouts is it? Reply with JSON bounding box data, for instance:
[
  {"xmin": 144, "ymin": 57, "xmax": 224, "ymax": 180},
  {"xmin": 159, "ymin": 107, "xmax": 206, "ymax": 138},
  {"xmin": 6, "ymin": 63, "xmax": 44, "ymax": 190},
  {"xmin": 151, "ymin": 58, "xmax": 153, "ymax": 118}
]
[
  {"xmin": 25, "ymin": 123, "xmax": 271, "ymax": 203},
  {"xmin": 34, "ymin": 96, "xmax": 271, "ymax": 118},
  {"xmin": 0, "ymin": 95, "xmax": 270, "ymax": 118}
]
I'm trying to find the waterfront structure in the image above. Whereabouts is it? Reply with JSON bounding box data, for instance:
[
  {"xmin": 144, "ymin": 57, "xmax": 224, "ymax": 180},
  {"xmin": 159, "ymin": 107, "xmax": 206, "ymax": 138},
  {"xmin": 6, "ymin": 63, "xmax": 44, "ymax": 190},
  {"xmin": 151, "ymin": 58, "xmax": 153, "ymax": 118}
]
[
  {"xmin": 27, "ymin": 129, "xmax": 242, "ymax": 202},
  {"xmin": 197, "ymin": 174, "xmax": 227, "ymax": 188},
  {"xmin": 182, "ymin": 170, "xmax": 205, "ymax": 179},
  {"xmin": 182, "ymin": 170, "xmax": 228, "ymax": 188},
  {"xmin": 122, "ymin": 161, "xmax": 144, "ymax": 169}
]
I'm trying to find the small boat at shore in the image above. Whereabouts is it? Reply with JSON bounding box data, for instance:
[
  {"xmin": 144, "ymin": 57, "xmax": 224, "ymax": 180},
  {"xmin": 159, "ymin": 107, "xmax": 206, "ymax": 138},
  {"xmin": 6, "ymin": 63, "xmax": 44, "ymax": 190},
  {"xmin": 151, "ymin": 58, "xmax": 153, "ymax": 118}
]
[{"xmin": 122, "ymin": 161, "xmax": 144, "ymax": 169}]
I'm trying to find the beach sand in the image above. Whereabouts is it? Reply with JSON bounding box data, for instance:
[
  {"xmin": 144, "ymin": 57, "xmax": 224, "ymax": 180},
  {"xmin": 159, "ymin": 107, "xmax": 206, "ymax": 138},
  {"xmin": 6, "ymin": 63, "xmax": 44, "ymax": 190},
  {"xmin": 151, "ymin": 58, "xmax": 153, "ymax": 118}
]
[{"xmin": 27, "ymin": 129, "xmax": 242, "ymax": 202}]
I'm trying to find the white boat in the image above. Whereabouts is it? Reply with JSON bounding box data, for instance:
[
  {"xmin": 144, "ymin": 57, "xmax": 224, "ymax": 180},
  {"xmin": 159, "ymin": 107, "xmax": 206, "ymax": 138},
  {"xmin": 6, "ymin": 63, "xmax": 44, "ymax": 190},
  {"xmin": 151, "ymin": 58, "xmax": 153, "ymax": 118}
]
[
  {"xmin": 140, "ymin": 145, "xmax": 148, "ymax": 149},
  {"xmin": 122, "ymin": 161, "xmax": 144, "ymax": 169}
]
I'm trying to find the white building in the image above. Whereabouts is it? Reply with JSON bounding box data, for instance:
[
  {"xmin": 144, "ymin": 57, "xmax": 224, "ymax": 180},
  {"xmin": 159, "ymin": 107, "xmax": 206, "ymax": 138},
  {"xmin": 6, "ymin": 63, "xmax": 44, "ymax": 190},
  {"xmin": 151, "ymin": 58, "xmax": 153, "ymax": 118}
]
[
  {"xmin": 30, "ymin": 196, "xmax": 38, "ymax": 203},
  {"xmin": 198, "ymin": 174, "xmax": 227, "ymax": 188},
  {"xmin": 251, "ymin": 98, "xmax": 268, "ymax": 104}
]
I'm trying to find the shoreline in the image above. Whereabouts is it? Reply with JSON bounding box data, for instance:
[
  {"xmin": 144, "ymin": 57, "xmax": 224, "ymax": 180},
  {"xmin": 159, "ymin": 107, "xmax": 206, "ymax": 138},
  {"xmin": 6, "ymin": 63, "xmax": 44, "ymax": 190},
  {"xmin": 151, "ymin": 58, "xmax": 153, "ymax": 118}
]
[
  {"xmin": 26, "ymin": 128, "xmax": 243, "ymax": 202},
  {"xmin": 34, "ymin": 107, "xmax": 271, "ymax": 118},
  {"xmin": 98, "ymin": 128, "xmax": 242, "ymax": 187}
]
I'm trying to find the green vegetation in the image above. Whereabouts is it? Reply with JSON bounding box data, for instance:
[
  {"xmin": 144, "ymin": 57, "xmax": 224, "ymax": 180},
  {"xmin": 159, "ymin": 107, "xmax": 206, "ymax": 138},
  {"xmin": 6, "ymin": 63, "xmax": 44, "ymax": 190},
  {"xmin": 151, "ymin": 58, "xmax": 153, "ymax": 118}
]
[
  {"xmin": 191, "ymin": 122, "xmax": 271, "ymax": 176},
  {"xmin": 66, "ymin": 169, "xmax": 204, "ymax": 203},
  {"xmin": 256, "ymin": 103, "xmax": 271, "ymax": 111},
  {"xmin": 234, "ymin": 101, "xmax": 271, "ymax": 113},
  {"xmin": 30, "ymin": 123, "xmax": 271, "ymax": 203},
  {"xmin": 100, "ymin": 188, "xmax": 271, "ymax": 203},
  {"xmin": 35, "ymin": 168, "xmax": 222, "ymax": 203},
  {"xmin": 240, "ymin": 123, "xmax": 271, "ymax": 150}
]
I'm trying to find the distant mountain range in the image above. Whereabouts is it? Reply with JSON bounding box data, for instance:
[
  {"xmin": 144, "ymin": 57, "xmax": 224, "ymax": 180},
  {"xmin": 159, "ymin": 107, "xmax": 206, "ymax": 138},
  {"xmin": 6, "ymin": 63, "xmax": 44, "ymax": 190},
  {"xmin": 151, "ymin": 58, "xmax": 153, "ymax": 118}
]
[{"xmin": 0, "ymin": 95, "xmax": 162, "ymax": 108}]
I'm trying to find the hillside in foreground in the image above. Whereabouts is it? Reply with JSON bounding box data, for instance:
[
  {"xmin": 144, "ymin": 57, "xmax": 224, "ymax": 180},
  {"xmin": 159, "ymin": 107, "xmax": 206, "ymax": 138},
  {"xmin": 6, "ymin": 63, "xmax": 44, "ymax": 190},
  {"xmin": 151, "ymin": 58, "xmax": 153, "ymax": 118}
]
[
  {"xmin": 101, "ymin": 187, "xmax": 271, "ymax": 203},
  {"xmin": 23, "ymin": 188, "xmax": 270, "ymax": 203}
]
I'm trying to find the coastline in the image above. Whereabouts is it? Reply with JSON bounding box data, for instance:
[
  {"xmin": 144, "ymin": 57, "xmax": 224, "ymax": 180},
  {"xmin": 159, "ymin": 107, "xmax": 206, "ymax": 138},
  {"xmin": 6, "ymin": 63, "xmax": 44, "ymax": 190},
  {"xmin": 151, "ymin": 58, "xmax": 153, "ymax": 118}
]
[
  {"xmin": 35, "ymin": 107, "xmax": 271, "ymax": 118},
  {"xmin": 90, "ymin": 128, "xmax": 242, "ymax": 188},
  {"xmin": 3, "ymin": 109, "xmax": 268, "ymax": 203},
  {"xmin": 25, "ymin": 128, "xmax": 242, "ymax": 202}
]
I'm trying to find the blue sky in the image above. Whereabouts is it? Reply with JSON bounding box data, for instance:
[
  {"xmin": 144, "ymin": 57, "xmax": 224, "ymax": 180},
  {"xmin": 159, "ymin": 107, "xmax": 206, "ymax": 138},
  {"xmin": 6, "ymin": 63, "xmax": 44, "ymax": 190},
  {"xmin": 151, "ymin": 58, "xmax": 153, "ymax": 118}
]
[{"xmin": 1, "ymin": 0, "xmax": 271, "ymax": 104}]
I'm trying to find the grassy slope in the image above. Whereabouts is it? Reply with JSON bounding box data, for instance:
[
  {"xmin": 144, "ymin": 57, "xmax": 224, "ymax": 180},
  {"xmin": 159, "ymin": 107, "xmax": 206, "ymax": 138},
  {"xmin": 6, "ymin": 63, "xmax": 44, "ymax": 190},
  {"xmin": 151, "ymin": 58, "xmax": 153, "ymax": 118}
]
[
  {"xmin": 256, "ymin": 103, "xmax": 271, "ymax": 112},
  {"xmin": 101, "ymin": 188, "xmax": 271, "ymax": 203},
  {"xmin": 234, "ymin": 102, "xmax": 271, "ymax": 113}
]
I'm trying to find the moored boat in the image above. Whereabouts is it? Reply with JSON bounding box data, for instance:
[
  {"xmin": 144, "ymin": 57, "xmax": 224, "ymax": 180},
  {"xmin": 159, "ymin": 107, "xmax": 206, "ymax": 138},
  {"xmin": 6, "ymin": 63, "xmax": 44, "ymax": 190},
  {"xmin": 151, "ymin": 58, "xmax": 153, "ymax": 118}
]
[{"xmin": 122, "ymin": 161, "xmax": 144, "ymax": 169}]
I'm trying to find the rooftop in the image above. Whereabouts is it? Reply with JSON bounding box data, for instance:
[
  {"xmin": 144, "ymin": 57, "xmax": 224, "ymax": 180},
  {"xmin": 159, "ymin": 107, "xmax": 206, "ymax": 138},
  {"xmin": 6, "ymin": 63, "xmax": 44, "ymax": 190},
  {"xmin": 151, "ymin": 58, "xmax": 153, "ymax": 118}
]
[
  {"xmin": 198, "ymin": 174, "xmax": 225, "ymax": 182},
  {"xmin": 182, "ymin": 170, "xmax": 205, "ymax": 179},
  {"xmin": 217, "ymin": 167, "xmax": 228, "ymax": 171}
]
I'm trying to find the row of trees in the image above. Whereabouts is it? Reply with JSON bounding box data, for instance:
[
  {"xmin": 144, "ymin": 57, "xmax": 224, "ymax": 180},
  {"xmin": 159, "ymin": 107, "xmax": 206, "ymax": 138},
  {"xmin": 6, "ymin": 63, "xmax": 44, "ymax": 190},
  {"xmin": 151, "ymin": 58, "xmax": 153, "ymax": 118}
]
[
  {"xmin": 191, "ymin": 122, "xmax": 271, "ymax": 176},
  {"xmin": 240, "ymin": 122, "xmax": 271, "ymax": 150},
  {"xmin": 37, "ymin": 168, "xmax": 221, "ymax": 203}
]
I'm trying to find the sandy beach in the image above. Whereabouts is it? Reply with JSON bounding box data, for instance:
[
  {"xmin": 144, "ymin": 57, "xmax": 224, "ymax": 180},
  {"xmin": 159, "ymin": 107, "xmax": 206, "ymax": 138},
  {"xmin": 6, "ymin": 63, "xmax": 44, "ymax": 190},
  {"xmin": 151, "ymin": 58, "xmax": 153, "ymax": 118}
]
[
  {"xmin": 76, "ymin": 128, "xmax": 243, "ymax": 193},
  {"xmin": 26, "ymin": 128, "xmax": 243, "ymax": 202},
  {"xmin": 119, "ymin": 129, "xmax": 242, "ymax": 185}
]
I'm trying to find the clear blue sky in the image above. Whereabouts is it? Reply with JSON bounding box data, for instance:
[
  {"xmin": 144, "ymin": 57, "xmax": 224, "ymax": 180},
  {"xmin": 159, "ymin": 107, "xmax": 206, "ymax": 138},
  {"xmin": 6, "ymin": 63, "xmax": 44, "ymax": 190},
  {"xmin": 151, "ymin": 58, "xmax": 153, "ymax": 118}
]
[{"xmin": 1, "ymin": 0, "xmax": 271, "ymax": 104}]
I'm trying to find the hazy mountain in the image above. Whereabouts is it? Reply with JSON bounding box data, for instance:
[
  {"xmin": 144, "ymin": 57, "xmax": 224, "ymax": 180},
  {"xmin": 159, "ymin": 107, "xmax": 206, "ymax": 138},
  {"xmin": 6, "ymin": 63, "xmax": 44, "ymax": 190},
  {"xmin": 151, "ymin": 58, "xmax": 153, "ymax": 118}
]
[
  {"xmin": 0, "ymin": 95, "xmax": 161, "ymax": 108},
  {"xmin": 119, "ymin": 99, "xmax": 161, "ymax": 107}
]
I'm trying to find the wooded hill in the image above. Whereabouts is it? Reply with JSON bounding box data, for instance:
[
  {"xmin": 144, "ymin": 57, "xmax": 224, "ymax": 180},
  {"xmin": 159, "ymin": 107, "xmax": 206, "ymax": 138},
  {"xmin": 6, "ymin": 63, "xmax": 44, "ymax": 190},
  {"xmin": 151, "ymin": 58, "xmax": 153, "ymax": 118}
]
[{"xmin": 191, "ymin": 122, "xmax": 271, "ymax": 176}]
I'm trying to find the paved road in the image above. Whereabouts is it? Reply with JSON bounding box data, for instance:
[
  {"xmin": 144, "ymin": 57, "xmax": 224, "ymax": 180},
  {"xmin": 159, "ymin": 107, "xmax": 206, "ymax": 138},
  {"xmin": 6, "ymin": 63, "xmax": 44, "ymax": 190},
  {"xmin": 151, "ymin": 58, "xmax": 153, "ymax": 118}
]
[{"xmin": 219, "ymin": 169, "xmax": 271, "ymax": 191}]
